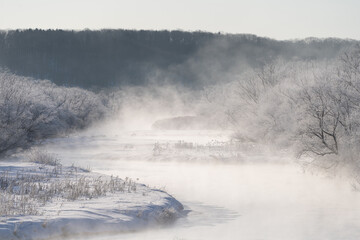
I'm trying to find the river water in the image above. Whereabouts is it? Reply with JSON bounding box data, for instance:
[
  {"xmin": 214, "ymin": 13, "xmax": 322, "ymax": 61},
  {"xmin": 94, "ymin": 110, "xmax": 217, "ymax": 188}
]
[{"xmin": 41, "ymin": 130, "xmax": 360, "ymax": 240}]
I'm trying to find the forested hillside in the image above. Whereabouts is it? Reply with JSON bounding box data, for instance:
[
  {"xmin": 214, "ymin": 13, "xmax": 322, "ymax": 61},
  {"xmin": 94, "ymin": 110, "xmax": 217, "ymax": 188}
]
[{"xmin": 0, "ymin": 29, "xmax": 357, "ymax": 89}]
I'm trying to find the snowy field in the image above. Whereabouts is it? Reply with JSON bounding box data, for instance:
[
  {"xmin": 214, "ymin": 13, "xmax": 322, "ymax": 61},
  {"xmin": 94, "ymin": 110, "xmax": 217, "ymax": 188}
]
[{"xmin": 0, "ymin": 156, "xmax": 184, "ymax": 240}]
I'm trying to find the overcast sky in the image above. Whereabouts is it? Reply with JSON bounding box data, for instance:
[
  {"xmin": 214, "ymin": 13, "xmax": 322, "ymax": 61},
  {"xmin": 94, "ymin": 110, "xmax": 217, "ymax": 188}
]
[{"xmin": 0, "ymin": 0, "xmax": 359, "ymax": 40}]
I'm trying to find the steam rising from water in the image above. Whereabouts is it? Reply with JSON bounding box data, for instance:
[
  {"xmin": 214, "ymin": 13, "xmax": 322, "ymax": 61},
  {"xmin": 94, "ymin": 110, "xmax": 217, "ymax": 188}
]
[
  {"xmin": 32, "ymin": 43, "xmax": 360, "ymax": 239},
  {"xmin": 42, "ymin": 130, "xmax": 360, "ymax": 240}
]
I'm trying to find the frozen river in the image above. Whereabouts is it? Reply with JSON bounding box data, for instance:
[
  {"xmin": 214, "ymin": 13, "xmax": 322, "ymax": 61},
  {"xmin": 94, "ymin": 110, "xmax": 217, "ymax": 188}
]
[{"xmin": 41, "ymin": 130, "xmax": 360, "ymax": 240}]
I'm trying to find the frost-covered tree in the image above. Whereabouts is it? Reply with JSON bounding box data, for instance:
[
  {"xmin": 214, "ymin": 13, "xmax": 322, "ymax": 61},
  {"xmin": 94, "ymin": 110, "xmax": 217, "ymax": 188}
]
[{"xmin": 0, "ymin": 71, "xmax": 107, "ymax": 157}]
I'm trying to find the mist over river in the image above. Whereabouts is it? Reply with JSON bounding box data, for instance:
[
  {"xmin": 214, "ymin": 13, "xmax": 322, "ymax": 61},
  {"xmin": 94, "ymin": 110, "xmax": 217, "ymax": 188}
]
[
  {"xmin": 39, "ymin": 129, "xmax": 360, "ymax": 240},
  {"xmin": 2, "ymin": 8, "xmax": 360, "ymax": 239}
]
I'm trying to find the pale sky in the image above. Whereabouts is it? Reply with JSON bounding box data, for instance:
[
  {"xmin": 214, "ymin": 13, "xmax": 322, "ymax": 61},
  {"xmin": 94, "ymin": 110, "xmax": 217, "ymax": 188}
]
[{"xmin": 0, "ymin": 0, "xmax": 359, "ymax": 40}]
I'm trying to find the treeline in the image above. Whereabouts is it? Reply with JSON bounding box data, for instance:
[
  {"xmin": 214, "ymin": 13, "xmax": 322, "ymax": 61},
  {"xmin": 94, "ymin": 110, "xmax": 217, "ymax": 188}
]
[
  {"xmin": 0, "ymin": 29, "xmax": 357, "ymax": 89},
  {"xmin": 0, "ymin": 70, "xmax": 108, "ymax": 157},
  {"xmin": 199, "ymin": 45, "xmax": 360, "ymax": 174}
]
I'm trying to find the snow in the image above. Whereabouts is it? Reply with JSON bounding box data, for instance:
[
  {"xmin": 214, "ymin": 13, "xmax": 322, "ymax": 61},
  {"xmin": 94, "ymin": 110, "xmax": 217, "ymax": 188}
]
[{"xmin": 0, "ymin": 161, "xmax": 185, "ymax": 240}]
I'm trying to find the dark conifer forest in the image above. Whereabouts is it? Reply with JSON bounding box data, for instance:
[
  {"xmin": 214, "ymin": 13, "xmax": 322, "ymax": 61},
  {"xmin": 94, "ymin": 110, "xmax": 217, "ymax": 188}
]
[{"xmin": 0, "ymin": 29, "xmax": 356, "ymax": 89}]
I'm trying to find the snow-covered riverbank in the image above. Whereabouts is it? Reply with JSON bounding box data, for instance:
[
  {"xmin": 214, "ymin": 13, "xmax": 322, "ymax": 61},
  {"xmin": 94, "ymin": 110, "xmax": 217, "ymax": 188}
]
[
  {"xmin": 0, "ymin": 160, "xmax": 184, "ymax": 240},
  {"xmin": 41, "ymin": 130, "xmax": 360, "ymax": 240}
]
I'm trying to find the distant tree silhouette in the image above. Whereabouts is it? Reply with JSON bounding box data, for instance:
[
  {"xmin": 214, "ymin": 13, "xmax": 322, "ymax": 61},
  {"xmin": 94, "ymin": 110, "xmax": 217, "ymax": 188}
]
[{"xmin": 0, "ymin": 29, "xmax": 356, "ymax": 89}]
